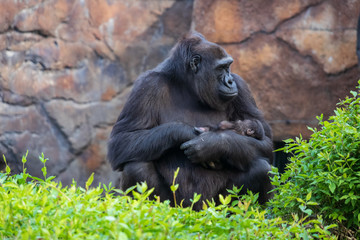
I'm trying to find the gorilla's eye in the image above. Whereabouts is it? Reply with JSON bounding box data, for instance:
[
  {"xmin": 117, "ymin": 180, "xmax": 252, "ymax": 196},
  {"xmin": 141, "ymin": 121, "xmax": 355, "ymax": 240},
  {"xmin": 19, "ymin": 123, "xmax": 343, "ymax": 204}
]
[
  {"xmin": 217, "ymin": 64, "xmax": 230, "ymax": 72},
  {"xmin": 216, "ymin": 57, "xmax": 233, "ymax": 72},
  {"xmin": 224, "ymin": 64, "xmax": 230, "ymax": 72}
]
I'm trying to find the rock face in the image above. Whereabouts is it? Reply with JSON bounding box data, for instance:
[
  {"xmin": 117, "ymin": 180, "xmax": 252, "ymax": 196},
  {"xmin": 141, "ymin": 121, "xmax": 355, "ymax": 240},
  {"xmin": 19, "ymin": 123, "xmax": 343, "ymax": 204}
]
[{"xmin": 0, "ymin": 0, "xmax": 359, "ymax": 185}]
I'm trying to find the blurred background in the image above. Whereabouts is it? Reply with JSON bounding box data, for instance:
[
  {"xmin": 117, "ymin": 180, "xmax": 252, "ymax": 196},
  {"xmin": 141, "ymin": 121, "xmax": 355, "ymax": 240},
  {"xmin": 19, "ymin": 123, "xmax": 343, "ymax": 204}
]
[{"xmin": 0, "ymin": 0, "xmax": 359, "ymax": 186}]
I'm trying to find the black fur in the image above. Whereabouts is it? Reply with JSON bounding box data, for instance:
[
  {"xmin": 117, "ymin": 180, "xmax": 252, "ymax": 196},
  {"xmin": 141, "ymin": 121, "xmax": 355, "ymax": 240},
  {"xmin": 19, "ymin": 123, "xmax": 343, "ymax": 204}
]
[{"xmin": 108, "ymin": 32, "xmax": 273, "ymax": 209}]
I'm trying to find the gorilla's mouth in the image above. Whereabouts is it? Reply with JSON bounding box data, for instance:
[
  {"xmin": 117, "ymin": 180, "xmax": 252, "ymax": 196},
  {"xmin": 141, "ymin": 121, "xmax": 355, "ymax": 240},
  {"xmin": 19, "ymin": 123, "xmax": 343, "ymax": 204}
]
[{"xmin": 220, "ymin": 90, "xmax": 238, "ymax": 98}]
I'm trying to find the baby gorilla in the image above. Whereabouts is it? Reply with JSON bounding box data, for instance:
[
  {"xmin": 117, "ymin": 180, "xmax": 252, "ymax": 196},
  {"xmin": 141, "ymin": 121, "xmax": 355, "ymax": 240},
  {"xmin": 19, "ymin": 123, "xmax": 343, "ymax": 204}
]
[
  {"xmin": 217, "ymin": 119, "xmax": 264, "ymax": 140},
  {"xmin": 195, "ymin": 119, "xmax": 265, "ymax": 169},
  {"xmin": 196, "ymin": 119, "xmax": 265, "ymax": 139}
]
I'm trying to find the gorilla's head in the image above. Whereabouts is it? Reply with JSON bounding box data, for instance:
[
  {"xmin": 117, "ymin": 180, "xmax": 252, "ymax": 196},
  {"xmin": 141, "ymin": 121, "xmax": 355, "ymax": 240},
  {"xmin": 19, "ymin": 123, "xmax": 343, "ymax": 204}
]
[{"xmin": 170, "ymin": 32, "xmax": 238, "ymax": 110}]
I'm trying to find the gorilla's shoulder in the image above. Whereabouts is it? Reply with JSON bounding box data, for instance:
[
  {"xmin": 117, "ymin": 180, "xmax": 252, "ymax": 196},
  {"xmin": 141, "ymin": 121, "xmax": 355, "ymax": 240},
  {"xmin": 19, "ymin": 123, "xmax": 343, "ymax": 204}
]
[
  {"xmin": 132, "ymin": 70, "xmax": 169, "ymax": 90},
  {"xmin": 129, "ymin": 70, "xmax": 170, "ymax": 105}
]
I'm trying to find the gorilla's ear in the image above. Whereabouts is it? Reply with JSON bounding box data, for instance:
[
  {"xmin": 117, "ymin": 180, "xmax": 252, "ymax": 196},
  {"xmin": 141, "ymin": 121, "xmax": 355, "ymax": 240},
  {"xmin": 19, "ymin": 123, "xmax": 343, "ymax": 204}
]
[{"xmin": 190, "ymin": 55, "xmax": 201, "ymax": 73}]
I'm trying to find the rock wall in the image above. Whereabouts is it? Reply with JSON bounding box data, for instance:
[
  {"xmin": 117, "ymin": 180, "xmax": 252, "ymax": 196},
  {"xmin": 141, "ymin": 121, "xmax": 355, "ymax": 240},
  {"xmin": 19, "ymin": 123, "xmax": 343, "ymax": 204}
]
[{"xmin": 0, "ymin": 0, "xmax": 359, "ymax": 185}]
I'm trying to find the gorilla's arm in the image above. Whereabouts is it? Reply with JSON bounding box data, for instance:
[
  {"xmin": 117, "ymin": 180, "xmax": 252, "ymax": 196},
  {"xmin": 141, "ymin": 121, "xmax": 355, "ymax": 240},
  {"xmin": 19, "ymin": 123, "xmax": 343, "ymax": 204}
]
[
  {"xmin": 180, "ymin": 74, "xmax": 273, "ymax": 171},
  {"xmin": 108, "ymin": 74, "xmax": 197, "ymax": 171},
  {"xmin": 109, "ymin": 122, "xmax": 196, "ymax": 171},
  {"xmin": 180, "ymin": 131, "xmax": 272, "ymax": 171}
]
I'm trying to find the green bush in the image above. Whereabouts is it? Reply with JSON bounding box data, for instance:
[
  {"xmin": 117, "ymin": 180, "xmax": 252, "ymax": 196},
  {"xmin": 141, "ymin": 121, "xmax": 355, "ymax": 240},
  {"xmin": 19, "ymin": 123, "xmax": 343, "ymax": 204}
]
[
  {"xmin": 271, "ymin": 81, "xmax": 360, "ymax": 238},
  {"xmin": 0, "ymin": 155, "xmax": 335, "ymax": 239}
]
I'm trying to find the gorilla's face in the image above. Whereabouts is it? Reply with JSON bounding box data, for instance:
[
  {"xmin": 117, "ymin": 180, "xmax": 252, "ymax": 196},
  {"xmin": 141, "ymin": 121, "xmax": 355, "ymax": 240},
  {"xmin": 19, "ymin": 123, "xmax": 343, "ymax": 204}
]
[
  {"xmin": 214, "ymin": 56, "xmax": 237, "ymax": 100},
  {"xmin": 188, "ymin": 37, "xmax": 238, "ymax": 110}
]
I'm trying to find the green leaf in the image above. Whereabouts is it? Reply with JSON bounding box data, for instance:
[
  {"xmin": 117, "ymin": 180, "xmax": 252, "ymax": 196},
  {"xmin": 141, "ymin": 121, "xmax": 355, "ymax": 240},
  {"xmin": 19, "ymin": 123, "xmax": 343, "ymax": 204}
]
[
  {"xmin": 85, "ymin": 172, "xmax": 94, "ymax": 191},
  {"xmin": 218, "ymin": 194, "xmax": 231, "ymax": 205},
  {"xmin": 329, "ymin": 182, "xmax": 336, "ymax": 194},
  {"xmin": 38, "ymin": 152, "xmax": 47, "ymax": 164},
  {"xmin": 138, "ymin": 181, "xmax": 148, "ymax": 193},
  {"xmin": 307, "ymin": 201, "xmax": 319, "ymax": 206},
  {"xmin": 173, "ymin": 167, "xmax": 180, "ymax": 179},
  {"xmin": 219, "ymin": 194, "xmax": 225, "ymax": 205},
  {"xmin": 21, "ymin": 151, "xmax": 28, "ymax": 164},
  {"xmin": 46, "ymin": 176, "xmax": 56, "ymax": 182},
  {"xmin": 132, "ymin": 191, "xmax": 141, "ymax": 200},
  {"xmin": 350, "ymin": 90, "xmax": 357, "ymax": 97},
  {"xmin": 41, "ymin": 166, "xmax": 47, "ymax": 179},
  {"xmin": 5, "ymin": 165, "xmax": 10, "ymax": 174},
  {"xmin": 224, "ymin": 195, "xmax": 231, "ymax": 205},
  {"xmin": 324, "ymin": 224, "xmax": 338, "ymax": 230},
  {"xmin": 170, "ymin": 184, "xmax": 179, "ymax": 192},
  {"xmin": 191, "ymin": 193, "xmax": 201, "ymax": 204},
  {"xmin": 296, "ymin": 198, "xmax": 305, "ymax": 204},
  {"xmin": 3, "ymin": 182, "xmax": 19, "ymax": 189},
  {"xmin": 306, "ymin": 191, "xmax": 312, "ymax": 201}
]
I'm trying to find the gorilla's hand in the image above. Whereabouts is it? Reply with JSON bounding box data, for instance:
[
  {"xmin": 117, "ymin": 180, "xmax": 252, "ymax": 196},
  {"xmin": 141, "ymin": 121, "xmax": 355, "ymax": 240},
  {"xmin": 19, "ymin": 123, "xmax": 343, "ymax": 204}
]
[
  {"xmin": 164, "ymin": 122, "xmax": 199, "ymax": 144},
  {"xmin": 180, "ymin": 132, "xmax": 225, "ymax": 164}
]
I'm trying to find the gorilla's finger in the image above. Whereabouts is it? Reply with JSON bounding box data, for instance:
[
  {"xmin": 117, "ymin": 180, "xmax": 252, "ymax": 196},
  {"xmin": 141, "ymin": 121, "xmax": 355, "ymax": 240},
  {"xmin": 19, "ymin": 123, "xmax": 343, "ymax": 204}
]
[
  {"xmin": 194, "ymin": 127, "xmax": 206, "ymax": 135},
  {"xmin": 180, "ymin": 141, "xmax": 193, "ymax": 150},
  {"xmin": 183, "ymin": 147, "xmax": 196, "ymax": 157}
]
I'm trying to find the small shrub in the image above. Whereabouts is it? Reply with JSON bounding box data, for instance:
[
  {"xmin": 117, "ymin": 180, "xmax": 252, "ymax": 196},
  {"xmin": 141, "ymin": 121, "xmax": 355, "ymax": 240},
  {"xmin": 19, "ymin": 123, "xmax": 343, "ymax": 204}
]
[
  {"xmin": 0, "ymin": 154, "xmax": 335, "ymax": 239},
  {"xmin": 271, "ymin": 81, "xmax": 360, "ymax": 238}
]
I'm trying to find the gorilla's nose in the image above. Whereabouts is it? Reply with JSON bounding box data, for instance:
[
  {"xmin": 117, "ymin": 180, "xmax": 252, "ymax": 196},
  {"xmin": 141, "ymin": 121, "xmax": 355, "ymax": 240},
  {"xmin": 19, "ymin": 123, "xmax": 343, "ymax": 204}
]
[{"xmin": 225, "ymin": 76, "xmax": 234, "ymax": 88}]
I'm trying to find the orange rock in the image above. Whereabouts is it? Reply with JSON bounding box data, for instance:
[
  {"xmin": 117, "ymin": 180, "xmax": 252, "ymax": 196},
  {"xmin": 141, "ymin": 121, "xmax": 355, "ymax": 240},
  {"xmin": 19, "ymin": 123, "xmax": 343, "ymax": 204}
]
[
  {"xmin": 276, "ymin": 1, "xmax": 359, "ymax": 74},
  {"xmin": 193, "ymin": 0, "xmax": 323, "ymax": 43}
]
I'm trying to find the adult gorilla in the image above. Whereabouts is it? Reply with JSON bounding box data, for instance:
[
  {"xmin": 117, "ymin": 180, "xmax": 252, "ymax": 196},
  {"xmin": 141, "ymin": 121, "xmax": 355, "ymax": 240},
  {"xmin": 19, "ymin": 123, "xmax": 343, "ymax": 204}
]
[{"xmin": 108, "ymin": 32, "xmax": 273, "ymax": 209}]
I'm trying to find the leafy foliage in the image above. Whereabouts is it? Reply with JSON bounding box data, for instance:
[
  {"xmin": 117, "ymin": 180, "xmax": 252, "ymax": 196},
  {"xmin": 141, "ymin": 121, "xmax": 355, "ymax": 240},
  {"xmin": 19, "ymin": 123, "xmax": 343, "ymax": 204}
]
[
  {"xmin": 271, "ymin": 81, "xmax": 360, "ymax": 238},
  {"xmin": 0, "ymin": 155, "xmax": 335, "ymax": 239}
]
